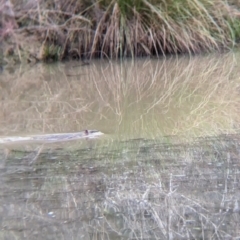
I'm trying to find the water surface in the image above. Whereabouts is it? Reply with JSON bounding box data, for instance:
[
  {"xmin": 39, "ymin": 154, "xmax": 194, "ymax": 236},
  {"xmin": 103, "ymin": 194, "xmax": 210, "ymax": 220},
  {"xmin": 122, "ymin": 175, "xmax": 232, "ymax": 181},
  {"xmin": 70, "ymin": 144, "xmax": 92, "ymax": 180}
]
[
  {"xmin": 1, "ymin": 53, "xmax": 240, "ymax": 239},
  {"xmin": 1, "ymin": 53, "xmax": 240, "ymax": 140}
]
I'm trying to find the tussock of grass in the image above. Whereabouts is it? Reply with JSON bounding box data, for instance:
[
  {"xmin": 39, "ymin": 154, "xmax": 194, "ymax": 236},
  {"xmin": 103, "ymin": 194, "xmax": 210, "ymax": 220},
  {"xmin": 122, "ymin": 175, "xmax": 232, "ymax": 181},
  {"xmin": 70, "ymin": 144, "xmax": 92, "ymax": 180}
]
[{"xmin": 2, "ymin": 0, "xmax": 240, "ymax": 61}]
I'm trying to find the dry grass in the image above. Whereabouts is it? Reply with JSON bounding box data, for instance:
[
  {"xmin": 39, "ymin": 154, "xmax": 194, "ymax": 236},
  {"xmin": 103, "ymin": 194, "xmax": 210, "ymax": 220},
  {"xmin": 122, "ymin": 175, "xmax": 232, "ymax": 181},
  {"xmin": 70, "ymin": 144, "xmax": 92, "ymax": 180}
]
[{"xmin": 1, "ymin": 0, "xmax": 240, "ymax": 62}]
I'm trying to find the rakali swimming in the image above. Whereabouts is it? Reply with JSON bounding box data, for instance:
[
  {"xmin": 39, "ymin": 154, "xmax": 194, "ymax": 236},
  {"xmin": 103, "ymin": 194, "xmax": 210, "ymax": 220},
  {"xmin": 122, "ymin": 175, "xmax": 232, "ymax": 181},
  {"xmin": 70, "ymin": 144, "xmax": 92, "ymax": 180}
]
[{"xmin": 0, "ymin": 130, "xmax": 104, "ymax": 144}]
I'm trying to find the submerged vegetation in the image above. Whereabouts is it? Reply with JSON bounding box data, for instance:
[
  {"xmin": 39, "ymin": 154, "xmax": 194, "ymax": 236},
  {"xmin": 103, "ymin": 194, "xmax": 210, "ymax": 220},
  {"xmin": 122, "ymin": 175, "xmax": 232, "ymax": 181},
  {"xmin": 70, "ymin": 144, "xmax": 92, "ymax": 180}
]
[
  {"xmin": 1, "ymin": 134, "xmax": 240, "ymax": 238},
  {"xmin": 1, "ymin": 0, "xmax": 240, "ymax": 62}
]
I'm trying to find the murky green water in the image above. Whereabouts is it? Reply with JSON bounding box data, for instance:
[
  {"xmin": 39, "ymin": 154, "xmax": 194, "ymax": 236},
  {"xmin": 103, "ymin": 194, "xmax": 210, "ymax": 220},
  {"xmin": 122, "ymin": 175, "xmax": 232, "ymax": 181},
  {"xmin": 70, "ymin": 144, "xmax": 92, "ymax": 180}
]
[{"xmin": 1, "ymin": 53, "xmax": 240, "ymax": 239}]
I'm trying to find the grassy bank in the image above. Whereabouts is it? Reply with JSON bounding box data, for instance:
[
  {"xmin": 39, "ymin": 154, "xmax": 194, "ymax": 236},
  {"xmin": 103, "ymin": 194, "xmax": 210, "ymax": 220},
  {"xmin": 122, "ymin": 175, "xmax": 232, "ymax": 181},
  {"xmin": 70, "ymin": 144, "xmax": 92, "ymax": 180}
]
[{"xmin": 1, "ymin": 0, "xmax": 240, "ymax": 63}]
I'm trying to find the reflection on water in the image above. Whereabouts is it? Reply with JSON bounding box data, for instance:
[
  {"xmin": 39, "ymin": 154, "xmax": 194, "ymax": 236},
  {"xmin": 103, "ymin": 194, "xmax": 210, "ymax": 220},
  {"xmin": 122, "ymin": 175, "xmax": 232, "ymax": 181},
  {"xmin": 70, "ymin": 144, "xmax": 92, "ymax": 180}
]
[
  {"xmin": 0, "ymin": 53, "xmax": 240, "ymax": 139},
  {"xmin": 1, "ymin": 53, "xmax": 240, "ymax": 239}
]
